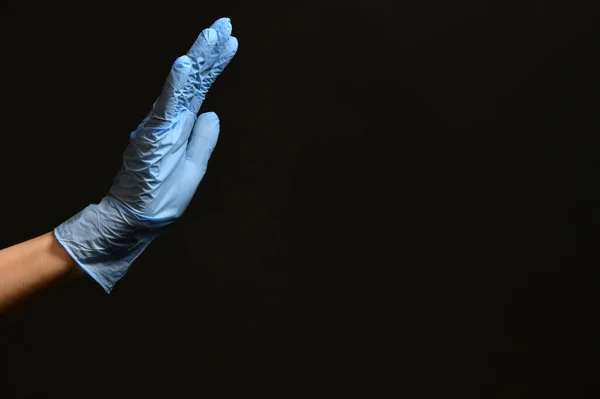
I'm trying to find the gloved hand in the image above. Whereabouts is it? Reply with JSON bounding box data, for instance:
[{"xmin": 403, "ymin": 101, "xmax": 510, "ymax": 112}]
[{"xmin": 54, "ymin": 18, "xmax": 238, "ymax": 293}]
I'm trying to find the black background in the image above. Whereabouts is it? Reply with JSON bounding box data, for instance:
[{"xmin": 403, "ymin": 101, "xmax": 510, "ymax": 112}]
[{"xmin": 1, "ymin": 1, "xmax": 599, "ymax": 397}]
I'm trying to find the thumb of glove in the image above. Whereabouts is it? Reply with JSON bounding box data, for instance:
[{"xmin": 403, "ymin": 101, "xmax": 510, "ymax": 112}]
[{"xmin": 187, "ymin": 111, "xmax": 220, "ymax": 177}]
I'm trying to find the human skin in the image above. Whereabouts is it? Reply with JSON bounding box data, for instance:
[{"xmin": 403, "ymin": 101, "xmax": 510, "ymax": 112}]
[{"xmin": 0, "ymin": 232, "xmax": 80, "ymax": 313}]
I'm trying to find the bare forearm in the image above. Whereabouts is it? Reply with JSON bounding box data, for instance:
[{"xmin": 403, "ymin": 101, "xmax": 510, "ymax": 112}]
[{"xmin": 0, "ymin": 232, "xmax": 78, "ymax": 312}]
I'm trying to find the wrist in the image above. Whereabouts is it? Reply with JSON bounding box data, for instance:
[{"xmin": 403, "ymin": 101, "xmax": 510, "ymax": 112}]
[{"xmin": 54, "ymin": 197, "xmax": 157, "ymax": 293}]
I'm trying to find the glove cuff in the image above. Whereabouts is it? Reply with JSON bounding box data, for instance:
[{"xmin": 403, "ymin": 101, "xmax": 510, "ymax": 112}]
[{"xmin": 54, "ymin": 196, "xmax": 157, "ymax": 293}]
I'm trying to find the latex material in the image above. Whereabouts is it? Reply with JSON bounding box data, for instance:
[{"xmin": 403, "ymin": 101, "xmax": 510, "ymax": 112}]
[{"xmin": 54, "ymin": 18, "xmax": 238, "ymax": 293}]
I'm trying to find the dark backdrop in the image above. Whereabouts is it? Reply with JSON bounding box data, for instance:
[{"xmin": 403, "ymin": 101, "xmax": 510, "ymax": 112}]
[{"xmin": 1, "ymin": 1, "xmax": 599, "ymax": 398}]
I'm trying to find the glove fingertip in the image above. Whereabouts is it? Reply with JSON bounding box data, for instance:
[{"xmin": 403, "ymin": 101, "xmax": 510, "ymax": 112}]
[
  {"xmin": 169, "ymin": 55, "xmax": 192, "ymax": 88},
  {"xmin": 195, "ymin": 111, "xmax": 220, "ymax": 139},
  {"xmin": 200, "ymin": 111, "xmax": 219, "ymax": 120},
  {"xmin": 175, "ymin": 55, "xmax": 192, "ymax": 68},
  {"xmin": 212, "ymin": 17, "xmax": 232, "ymax": 37},
  {"xmin": 201, "ymin": 28, "xmax": 219, "ymax": 45},
  {"xmin": 227, "ymin": 36, "xmax": 239, "ymax": 55}
]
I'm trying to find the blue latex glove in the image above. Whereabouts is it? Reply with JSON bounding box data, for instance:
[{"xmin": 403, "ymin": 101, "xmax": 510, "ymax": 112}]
[{"xmin": 54, "ymin": 18, "xmax": 238, "ymax": 293}]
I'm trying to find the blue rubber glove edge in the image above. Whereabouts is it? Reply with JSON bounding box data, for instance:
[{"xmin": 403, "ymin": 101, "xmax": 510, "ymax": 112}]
[{"xmin": 53, "ymin": 228, "xmax": 113, "ymax": 293}]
